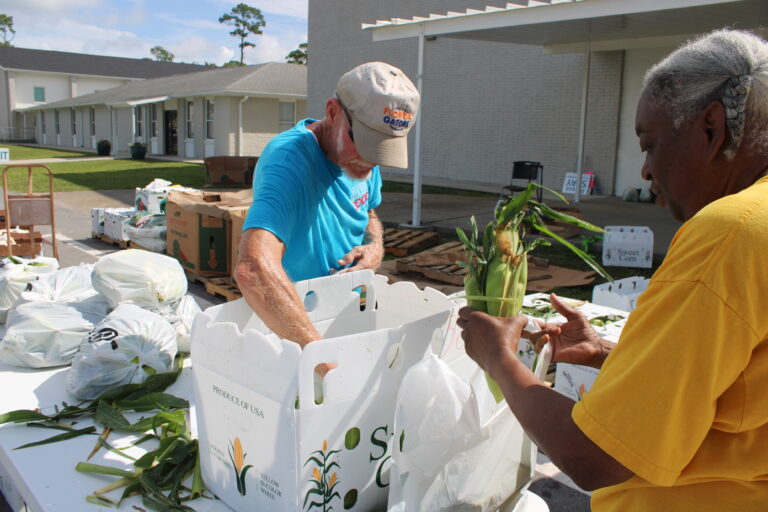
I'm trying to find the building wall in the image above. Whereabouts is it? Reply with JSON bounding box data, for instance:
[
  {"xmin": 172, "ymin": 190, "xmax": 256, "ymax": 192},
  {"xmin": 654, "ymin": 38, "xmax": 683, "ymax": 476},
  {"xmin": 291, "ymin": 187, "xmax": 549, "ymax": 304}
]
[
  {"xmin": 75, "ymin": 76, "xmax": 126, "ymax": 97},
  {"xmin": 308, "ymin": 0, "xmax": 625, "ymax": 195},
  {"xmin": 13, "ymin": 71, "xmax": 72, "ymax": 109},
  {"xmin": 241, "ymin": 97, "xmax": 280, "ymax": 156},
  {"xmin": 615, "ymin": 46, "xmax": 676, "ymax": 195},
  {"xmin": 214, "ymin": 96, "xmax": 236, "ymax": 156}
]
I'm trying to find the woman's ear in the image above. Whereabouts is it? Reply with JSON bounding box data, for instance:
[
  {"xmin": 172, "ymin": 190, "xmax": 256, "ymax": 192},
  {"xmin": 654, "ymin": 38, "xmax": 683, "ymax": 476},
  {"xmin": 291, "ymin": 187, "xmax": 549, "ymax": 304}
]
[{"xmin": 701, "ymin": 100, "xmax": 727, "ymax": 162}]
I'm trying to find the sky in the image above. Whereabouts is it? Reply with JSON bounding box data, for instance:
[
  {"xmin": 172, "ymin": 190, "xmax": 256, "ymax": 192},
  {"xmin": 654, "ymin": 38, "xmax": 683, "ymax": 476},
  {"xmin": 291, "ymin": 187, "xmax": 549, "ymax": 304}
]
[{"xmin": 0, "ymin": 0, "xmax": 308, "ymax": 66}]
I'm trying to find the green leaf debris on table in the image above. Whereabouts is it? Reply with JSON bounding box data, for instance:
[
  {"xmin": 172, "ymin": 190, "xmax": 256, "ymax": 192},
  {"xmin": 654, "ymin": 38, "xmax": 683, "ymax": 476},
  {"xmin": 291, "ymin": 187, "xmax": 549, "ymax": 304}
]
[{"xmin": 0, "ymin": 359, "xmax": 209, "ymax": 510}]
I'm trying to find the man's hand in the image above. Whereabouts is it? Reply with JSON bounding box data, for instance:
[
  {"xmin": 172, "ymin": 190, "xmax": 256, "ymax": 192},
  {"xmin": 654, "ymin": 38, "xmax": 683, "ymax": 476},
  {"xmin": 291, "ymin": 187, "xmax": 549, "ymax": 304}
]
[
  {"xmin": 456, "ymin": 307, "xmax": 526, "ymax": 378},
  {"xmin": 333, "ymin": 209, "xmax": 383, "ymax": 274},
  {"xmin": 534, "ymin": 294, "xmax": 615, "ymax": 368},
  {"xmin": 334, "ymin": 242, "xmax": 383, "ymax": 274}
]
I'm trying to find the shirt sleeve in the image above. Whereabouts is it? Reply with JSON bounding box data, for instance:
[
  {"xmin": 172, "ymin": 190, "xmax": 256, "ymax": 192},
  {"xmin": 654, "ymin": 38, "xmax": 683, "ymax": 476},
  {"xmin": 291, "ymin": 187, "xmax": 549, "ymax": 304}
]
[
  {"xmin": 243, "ymin": 147, "xmax": 303, "ymax": 246},
  {"xmin": 572, "ymin": 278, "xmax": 757, "ymax": 486},
  {"xmin": 367, "ymin": 166, "xmax": 382, "ymax": 210}
]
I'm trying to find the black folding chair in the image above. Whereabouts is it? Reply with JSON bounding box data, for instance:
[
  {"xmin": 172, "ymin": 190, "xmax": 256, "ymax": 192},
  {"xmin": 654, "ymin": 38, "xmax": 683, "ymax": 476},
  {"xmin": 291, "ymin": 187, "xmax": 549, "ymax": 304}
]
[{"xmin": 503, "ymin": 161, "xmax": 544, "ymax": 203}]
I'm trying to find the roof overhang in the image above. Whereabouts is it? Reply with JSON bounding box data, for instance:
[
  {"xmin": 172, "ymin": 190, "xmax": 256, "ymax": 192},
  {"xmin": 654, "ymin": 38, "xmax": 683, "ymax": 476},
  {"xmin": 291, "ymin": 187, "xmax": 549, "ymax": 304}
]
[{"xmin": 364, "ymin": 0, "xmax": 768, "ymax": 53}]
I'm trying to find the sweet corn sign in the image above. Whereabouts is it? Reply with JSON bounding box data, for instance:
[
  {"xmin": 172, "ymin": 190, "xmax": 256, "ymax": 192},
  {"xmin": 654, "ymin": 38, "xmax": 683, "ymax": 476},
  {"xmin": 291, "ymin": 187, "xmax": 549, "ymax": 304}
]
[{"xmin": 191, "ymin": 271, "xmax": 455, "ymax": 512}]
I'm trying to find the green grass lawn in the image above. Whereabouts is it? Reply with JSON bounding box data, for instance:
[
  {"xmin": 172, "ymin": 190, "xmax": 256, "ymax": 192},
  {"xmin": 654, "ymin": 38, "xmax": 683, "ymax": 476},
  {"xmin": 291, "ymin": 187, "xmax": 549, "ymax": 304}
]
[
  {"xmin": 3, "ymin": 144, "xmax": 95, "ymax": 160},
  {"xmin": 3, "ymin": 159, "xmax": 205, "ymax": 193}
]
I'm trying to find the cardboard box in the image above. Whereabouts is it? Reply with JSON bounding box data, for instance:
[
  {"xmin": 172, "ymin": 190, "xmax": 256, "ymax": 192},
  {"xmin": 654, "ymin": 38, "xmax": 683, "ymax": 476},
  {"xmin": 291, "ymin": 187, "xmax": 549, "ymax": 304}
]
[
  {"xmin": 602, "ymin": 226, "xmax": 654, "ymax": 268},
  {"xmin": 592, "ymin": 276, "xmax": 649, "ymax": 312},
  {"xmin": 229, "ymin": 207, "xmax": 250, "ymax": 277},
  {"xmin": 203, "ymin": 156, "xmax": 257, "ymax": 188},
  {"xmin": 166, "ymin": 190, "xmax": 252, "ymax": 277},
  {"xmin": 191, "ymin": 271, "xmax": 455, "ymax": 512},
  {"xmin": 135, "ymin": 188, "xmax": 169, "ymax": 214}
]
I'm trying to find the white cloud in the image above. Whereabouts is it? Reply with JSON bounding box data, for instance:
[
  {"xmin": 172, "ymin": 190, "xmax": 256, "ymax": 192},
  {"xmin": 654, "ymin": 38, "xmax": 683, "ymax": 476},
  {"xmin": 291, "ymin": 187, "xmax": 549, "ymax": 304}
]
[
  {"xmin": 0, "ymin": 0, "xmax": 103, "ymax": 13},
  {"xmin": 155, "ymin": 12, "xmax": 221, "ymax": 31},
  {"xmin": 207, "ymin": 0, "xmax": 308, "ymax": 20},
  {"xmin": 14, "ymin": 18, "xmax": 147, "ymax": 58},
  {"xmin": 244, "ymin": 32, "xmax": 302, "ymax": 64},
  {"xmin": 170, "ymin": 36, "xmax": 233, "ymax": 65}
]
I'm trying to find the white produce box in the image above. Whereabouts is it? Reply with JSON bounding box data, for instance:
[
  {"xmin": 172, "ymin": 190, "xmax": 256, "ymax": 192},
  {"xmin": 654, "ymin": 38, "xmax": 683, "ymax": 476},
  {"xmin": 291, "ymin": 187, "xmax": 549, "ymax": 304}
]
[
  {"xmin": 191, "ymin": 270, "xmax": 455, "ymax": 512},
  {"xmin": 520, "ymin": 294, "xmax": 628, "ymax": 400},
  {"xmin": 135, "ymin": 188, "xmax": 169, "ymax": 214},
  {"xmin": 90, "ymin": 207, "xmax": 105, "ymax": 235},
  {"xmin": 602, "ymin": 226, "xmax": 653, "ymax": 268},
  {"xmin": 592, "ymin": 276, "xmax": 649, "ymax": 312},
  {"xmin": 103, "ymin": 208, "xmax": 134, "ymax": 241}
]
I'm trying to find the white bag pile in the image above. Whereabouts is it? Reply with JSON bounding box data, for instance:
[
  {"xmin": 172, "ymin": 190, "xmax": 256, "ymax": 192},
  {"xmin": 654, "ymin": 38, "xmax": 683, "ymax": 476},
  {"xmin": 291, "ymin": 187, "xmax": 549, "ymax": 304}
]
[
  {"xmin": 0, "ymin": 256, "xmax": 60, "ymax": 324},
  {"xmin": 67, "ymin": 304, "xmax": 178, "ymax": 399}
]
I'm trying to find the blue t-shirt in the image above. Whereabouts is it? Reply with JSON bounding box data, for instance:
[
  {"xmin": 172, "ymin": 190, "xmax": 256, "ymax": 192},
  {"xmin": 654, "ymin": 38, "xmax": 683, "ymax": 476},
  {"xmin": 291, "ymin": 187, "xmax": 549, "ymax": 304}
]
[{"xmin": 243, "ymin": 119, "xmax": 382, "ymax": 282}]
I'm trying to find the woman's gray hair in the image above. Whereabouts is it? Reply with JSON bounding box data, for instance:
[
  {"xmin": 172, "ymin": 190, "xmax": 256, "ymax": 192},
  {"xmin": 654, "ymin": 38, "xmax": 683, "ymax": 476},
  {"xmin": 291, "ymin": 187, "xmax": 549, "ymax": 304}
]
[{"xmin": 643, "ymin": 29, "xmax": 768, "ymax": 159}]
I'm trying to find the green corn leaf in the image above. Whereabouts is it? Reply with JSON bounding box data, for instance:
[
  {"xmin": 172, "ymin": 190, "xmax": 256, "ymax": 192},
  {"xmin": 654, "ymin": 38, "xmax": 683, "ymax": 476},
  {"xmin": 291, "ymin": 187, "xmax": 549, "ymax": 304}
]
[
  {"xmin": 113, "ymin": 393, "xmax": 188, "ymax": 413},
  {"xmin": 0, "ymin": 409, "xmax": 51, "ymax": 424},
  {"xmin": 531, "ymin": 218, "xmax": 614, "ymax": 282},
  {"xmin": 86, "ymin": 494, "xmax": 119, "ymax": 508},
  {"xmin": 95, "ymin": 401, "xmax": 132, "ymax": 430},
  {"xmin": 15, "ymin": 425, "xmax": 97, "ymax": 449},
  {"xmin": 76, "ymin": 462, "xmax": 136, "ymax": 479},
  {"xmin": 498, "ymin": 184, "xmax": 537, "ymax": 225},
  {"xmin": 530, "ymin": 201, "xmax": 606, "ymax": 232}
]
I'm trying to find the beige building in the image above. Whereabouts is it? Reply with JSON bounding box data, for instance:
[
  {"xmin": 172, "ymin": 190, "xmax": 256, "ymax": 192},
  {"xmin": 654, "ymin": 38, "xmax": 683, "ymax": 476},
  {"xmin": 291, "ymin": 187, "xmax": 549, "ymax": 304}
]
[
  {"xmin": 310, "ymin": 0, "xmax": 768, "ymax": 205},
  {"xmin": 0, "ymin": 46, "xmax": 207, "ymax": 141},
  {"xmin": 21, "ymin": 63, "xmax": 307, "ymax": 158}
]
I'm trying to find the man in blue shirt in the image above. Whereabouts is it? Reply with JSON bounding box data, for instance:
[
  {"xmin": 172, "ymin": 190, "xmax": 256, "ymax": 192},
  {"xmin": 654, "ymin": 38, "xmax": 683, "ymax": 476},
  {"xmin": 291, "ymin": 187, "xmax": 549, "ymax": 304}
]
[{"xmin": 234, "ymin": 62, "xmax": 420, "ymax": 348}]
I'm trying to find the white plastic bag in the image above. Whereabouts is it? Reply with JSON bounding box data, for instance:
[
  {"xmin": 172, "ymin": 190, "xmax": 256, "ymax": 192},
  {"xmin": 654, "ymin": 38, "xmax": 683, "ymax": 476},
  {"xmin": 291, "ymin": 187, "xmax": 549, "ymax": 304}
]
[
  {"xmin": 124, "ymin": 213, "xmax": 167, "ymax": 253},
  {"xmin": 0, "ymin": 300, "xmax": 107, "ymax": 368},
  {"xmin": 16, "ymin": 263, "xmax": 100, "ymax": 306},
  {"xmin": 0, "ymin": 256, "xmax": 60, "ymax": 324},
  {"xmin": 163, "ymin": 294, "xmax": 202, "ymax": 352},
  {"xmin": 91, "ymin": 249, "xmax": 187, "ymax": 312},
  {"xmin": 387, "ymin": 319, "xmax": 551, "ymax": 512},
  {"xmin": 66, "ymin": 304, "xmax": 178, "ymax": 400}
]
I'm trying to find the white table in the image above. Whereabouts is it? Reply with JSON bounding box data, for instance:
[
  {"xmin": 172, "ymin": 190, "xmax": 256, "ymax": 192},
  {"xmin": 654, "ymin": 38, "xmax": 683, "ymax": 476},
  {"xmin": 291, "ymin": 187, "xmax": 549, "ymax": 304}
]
[{"xmin": 0, "ymin": 362, "xmax": 233, "ymax": 512}]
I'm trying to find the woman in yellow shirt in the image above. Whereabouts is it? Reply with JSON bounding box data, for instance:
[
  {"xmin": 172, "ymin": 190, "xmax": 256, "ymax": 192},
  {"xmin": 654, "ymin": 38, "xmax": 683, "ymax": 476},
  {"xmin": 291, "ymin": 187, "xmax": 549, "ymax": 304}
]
[{"xmin": 458, "ymin": 28, "xmax": 768, "ymax": 511}]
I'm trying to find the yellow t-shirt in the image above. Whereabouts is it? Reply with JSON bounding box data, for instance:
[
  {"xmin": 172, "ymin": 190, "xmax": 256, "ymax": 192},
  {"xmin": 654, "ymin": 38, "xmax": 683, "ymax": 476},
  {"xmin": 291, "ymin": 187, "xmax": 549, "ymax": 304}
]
[{"xmin": 572, "ymin": 175, "xmax": 768, "ymax": 511}]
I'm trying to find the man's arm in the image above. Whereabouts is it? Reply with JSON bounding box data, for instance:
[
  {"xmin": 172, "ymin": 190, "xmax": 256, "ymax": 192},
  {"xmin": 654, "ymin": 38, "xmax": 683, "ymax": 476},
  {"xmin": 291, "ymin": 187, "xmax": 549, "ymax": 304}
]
[
  {"xmin": 457, "ymin": 309, "xmax": 634, "ymax": 491},
  {"xmin": 233, "ymin": 228, "xmax": 321, "ymax": 347},
  {"xmin": 335, "ymin": 209, "xmax": 384, "ymax": 273}
]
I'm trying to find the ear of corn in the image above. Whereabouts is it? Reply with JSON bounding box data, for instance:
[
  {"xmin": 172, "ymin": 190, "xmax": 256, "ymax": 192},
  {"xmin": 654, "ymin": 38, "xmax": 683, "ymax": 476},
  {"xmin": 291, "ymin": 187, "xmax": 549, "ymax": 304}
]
[{"xmin": 457, "ymin": 183, "xmax": 613, "ymax": 402}]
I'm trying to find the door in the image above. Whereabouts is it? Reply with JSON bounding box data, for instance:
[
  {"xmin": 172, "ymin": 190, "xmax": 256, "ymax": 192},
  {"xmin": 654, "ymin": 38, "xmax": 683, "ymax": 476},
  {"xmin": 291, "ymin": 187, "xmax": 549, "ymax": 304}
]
[{"xmin": 164, "ymin": 110, "xmax": 178, "ymax": 155}]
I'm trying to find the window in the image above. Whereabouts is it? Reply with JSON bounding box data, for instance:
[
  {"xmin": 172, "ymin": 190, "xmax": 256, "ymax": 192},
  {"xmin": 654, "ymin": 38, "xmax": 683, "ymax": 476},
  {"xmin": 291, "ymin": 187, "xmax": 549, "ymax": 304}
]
[
  {"xmin": 33, "ymin": 87, "xmax": 45, "ymax": 102},
  {"xmin": 205, "ymin": 99, "xmax": 214, "ymax": 139},
  {"xmin": 71, "ymin": 108, "xmax": 76, "ymax": 135},
  {"xmin": 151, "ymin": 104, "xmax": 158, "ymax": 137},
  {"xmin": 135, "ymin": 106, "xmax": 143, "ymax": 138},
  {"xmin": 279, "ymin": 101, "xmax": 295, "ymax": 132},
  {"xmin": 186, "ymin": 100, "xmax": 194, "ymax": 138},
  {"xmin": 90, "ymin": 107, "xmax": 96, "ymax": 136},
  {"xmin": 55, "ymin": 110, "xmax": 60, "ymax": 135}
]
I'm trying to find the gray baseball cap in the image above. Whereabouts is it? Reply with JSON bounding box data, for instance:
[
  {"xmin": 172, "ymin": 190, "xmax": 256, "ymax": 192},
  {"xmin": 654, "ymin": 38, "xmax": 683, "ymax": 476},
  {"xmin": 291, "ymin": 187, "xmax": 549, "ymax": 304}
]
[{"xmin": 335, "ymin": 62, "xmax": 420, "ymax": 168}]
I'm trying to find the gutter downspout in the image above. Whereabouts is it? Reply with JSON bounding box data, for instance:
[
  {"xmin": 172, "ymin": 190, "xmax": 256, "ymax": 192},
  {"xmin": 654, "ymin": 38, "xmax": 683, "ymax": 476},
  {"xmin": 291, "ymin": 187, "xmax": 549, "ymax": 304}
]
[
  {"xmin": 405, "ymin": 28, "xmax": 425, "ymax": 228},
  {"xmin": 238, "ymin": 96, "xmax": 249, "ymax": 156}
]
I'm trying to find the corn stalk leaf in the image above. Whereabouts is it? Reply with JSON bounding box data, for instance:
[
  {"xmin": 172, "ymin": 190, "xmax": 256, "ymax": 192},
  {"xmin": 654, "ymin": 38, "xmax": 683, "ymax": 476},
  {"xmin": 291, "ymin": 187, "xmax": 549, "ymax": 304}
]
[
  {"xmin": 530, "ymin": 218, "xmax": 613, "ymax": 281},
  {"xmin": 15, "ymin": 425, "xmax": 97, "ymax": 449},
  {"xmin": 76, "ymin": 462, "xmax": 136, "ymax": 479},
  {"xmin": 113, "ymin": 393, "xmax": 188, "ymax": 412},
  {"xmin": 529, "ymin": 201, "xmax": 606, "ymax": 232},
  {"xmin": 0, "ymin": 409, "xmax": 51, "ymax": 424}
]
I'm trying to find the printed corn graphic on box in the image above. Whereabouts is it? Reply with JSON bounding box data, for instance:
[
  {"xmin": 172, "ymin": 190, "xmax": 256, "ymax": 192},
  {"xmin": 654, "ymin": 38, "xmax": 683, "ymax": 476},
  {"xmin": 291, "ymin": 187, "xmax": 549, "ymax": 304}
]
[{"xmin": 191, "ymin": 270, "xmax": 455, "ymax": 512}]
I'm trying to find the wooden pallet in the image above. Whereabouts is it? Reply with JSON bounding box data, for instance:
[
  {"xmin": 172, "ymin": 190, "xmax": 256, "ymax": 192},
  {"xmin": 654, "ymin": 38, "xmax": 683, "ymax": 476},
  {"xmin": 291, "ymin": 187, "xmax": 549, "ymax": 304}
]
[
  {"xmin": 383, "ymin": 228, "xmax": 439, "ymax": 257},
  {"xmin": 395, "ymin": 240, "xmax": 467, "ymax": 285},
  {"xmin": 95, "ymin": 233, "xmax": 129, "ymax": 249},
  {"xmin": 205, "ymin": 277, "xmax": 242, "ymax": 301},
  {"xmin": 184, "ymin": 270, "xmax": 210, "ymax": 286}
]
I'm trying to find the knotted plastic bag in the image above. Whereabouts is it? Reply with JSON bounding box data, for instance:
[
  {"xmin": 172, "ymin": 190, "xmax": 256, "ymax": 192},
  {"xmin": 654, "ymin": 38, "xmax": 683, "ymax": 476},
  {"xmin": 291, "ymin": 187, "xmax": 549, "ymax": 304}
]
[
  {"xmin": 163, "ymin": 294, "xmax": 202, "ymax": 352},
  {"xmin": 16, "ymin": 263, "xmax": 101, "ymax": 307},
  {"xmin": 91, "ymin": 249, "xmax": 187, "ymax": 313},
  {"xmin": 0, "ymin": 256, "xmax": 60, "ymax": 323},
  {"xmin": 66, "ymin": 304, "xmax": 178, "ymax": 400},
  {"xmin": 0, "ymin": 299, "xmax": 108, "ymax": 368}
]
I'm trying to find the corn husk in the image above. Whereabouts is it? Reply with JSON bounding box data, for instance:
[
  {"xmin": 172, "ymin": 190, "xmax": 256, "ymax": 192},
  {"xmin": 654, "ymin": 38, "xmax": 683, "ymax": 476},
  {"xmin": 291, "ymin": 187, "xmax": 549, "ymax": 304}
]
[{"xmin": 457, "ymin": 183, "xmax": 613, "ymax": 401}]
